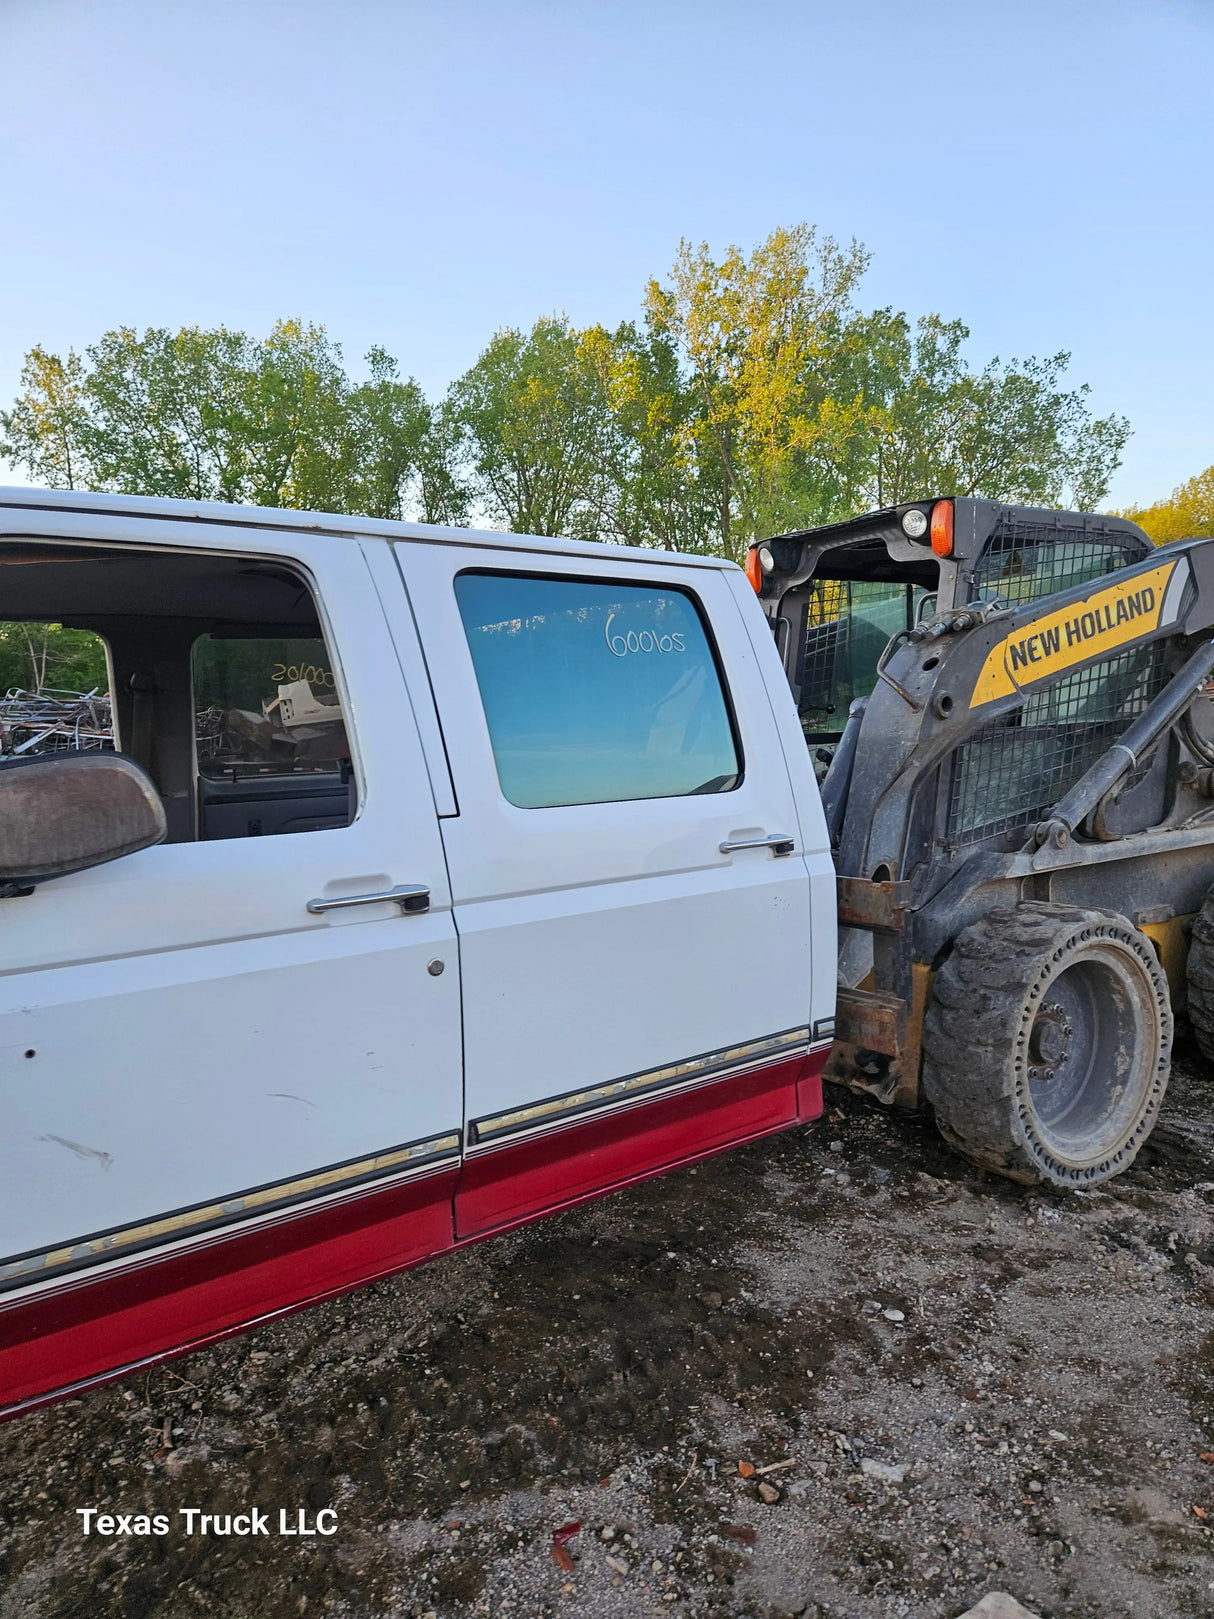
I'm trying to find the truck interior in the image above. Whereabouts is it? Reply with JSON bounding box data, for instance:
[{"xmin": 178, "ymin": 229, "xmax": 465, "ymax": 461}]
[{"xmin": 0, "ymin": 539, "xmax": 355, "ymax": 843}]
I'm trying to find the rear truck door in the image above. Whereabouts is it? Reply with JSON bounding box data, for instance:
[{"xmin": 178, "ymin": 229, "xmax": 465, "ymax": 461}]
[
  {"xmin": 0, "ymin": 512, "xmax": 462, "ymax": 1416},
  {"xmin": 392, "ymin": 541, "xmax": 830, "ymax": 1240}
]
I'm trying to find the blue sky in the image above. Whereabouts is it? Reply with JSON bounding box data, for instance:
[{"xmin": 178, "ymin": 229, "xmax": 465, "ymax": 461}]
[{"xmin": 1, "ymin": 0, "xmax": 1210, "ymax": 509}]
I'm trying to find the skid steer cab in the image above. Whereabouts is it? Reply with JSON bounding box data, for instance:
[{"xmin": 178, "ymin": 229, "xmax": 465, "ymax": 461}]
[{"xmin": 750, "ymin": 496, "xmax": 1214, "ymax": 1188}]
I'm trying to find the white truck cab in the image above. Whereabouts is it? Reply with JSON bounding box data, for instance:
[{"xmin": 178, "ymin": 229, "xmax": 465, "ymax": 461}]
[{"xmin": 0, "ymin": 488, "xmax": 835, "ymax": 1416}]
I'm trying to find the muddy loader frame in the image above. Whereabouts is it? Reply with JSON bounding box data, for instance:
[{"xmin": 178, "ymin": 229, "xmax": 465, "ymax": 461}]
[{"xmin": 749, "ymin": 498, "xmax": 1214, "ymax": 1185}]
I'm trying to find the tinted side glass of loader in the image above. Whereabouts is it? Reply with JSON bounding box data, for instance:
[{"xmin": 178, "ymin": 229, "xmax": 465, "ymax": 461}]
[{"xmin": 799, "ymin": 580, "xmax": 930, "ymax": 736}]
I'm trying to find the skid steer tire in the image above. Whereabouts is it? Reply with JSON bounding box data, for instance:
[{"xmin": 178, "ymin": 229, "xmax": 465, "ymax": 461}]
[
  {"xmin": 1185, "ymin": 885, "xmax": 1214, "ymax": 1062},
  {"xmin": 922, "ymin": 904, "xmax": 1171, "ymax": 1187}
]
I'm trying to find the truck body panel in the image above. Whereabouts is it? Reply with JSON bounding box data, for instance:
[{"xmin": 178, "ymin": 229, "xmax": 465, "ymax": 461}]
[
  {"xmin": 394, "ymin": 540, "xmax": 826, "ymax": 1233},
  {"xmin": 0, "ymin": 487, "xmax": 833, "ymax": 1418}
]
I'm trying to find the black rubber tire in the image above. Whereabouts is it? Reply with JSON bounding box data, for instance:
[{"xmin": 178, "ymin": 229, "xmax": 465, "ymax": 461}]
[
  {"xmin": 922, "ymin": 903, "xmax": 1171, "ymax": 1187},
  {"xmin": 1186, "ymin": 885, "xmax": 1214, "ymax": 1062}
]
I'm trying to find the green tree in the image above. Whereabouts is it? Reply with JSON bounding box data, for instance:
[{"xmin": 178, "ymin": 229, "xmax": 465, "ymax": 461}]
[
  {"xmin": 603, "ymin": 322, "xmax": 724, "ymax": 553},
  {"xmin": 861, "ymin": 315, "xmax": 1130, "ymax": 511},
  {"xmin": 0, "ymin": 623, "xmax": 109, "ymax": 696},
  {"xmin": 78, "ymin": 324, "xmax": 257, "ymax": 501},
  {"xmin": 244, "ymin": 319, "xmax": 359, "ymax": 510},
  {"xmin": 445, "ymin": 315, "xmax": 621, "ymax": 539},
  {"xmin": 646, "ymin": 225, "xmax": 873, "ymax": 556},
  {"xmin": 1, "ymin": 321, "xmax": 450, "ymax": 522},
  {"xmin": 344, "ymin": 346, "xmax": 435, "ymax": 521},
  {"xmin": 445, "ymin": 315, "xmax": 726, "ymax": 552},
  {"xmin": 413, "ymin": 399, "xmax": 471, "ymax": 526},
  {"xmin": 1120, "ymin": 464, "xmax": 1214, "ymax": 543},
  {"xmin": 3, "ymin": 241, "xmax": 1133, "ymax": 556},
  {"xmin": 0, "ymin": 346, "xmax": 91, "ymax": 489},
  {"xmin": 646, "ymin": 225, "xmax": 1132, "ymax": 556}
]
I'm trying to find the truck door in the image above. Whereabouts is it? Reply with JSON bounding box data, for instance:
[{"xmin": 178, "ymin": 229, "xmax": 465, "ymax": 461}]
[
  {"xmin": 0, "ymin": 516, "xmax": 461, "ymax": 1410},
  {"xmin": 393, "ymin": 543, "xmax": 828, "ymax": 1240}
]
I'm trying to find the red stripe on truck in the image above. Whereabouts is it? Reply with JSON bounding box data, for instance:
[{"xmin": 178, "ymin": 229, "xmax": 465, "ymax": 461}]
[
  {"xmin": 0, "ymin": 1167, "xmax": 459, "ymax": 1420},
  {"xmin": 456, "ymin": 1049, "xmax": 821, "ymax": 1238},
  {"xmin": 0, "ymin": 1048, "xmax": 825, "ymax": 1420}
]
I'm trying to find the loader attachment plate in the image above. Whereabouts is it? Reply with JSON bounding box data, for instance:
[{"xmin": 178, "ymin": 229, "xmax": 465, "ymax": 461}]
[{"xmin": 834, "ymin": 986, "xmax": 907, "ymax": 1055}]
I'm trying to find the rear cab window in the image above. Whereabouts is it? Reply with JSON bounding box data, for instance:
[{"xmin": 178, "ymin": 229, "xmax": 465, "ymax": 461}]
[{"xmin": 453, "ymin": 572, "xmax": 741, "ymax": 808}]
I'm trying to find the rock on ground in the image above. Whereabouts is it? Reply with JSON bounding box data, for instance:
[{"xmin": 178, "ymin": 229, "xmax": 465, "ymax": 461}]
[{"xmin": 958, "ymin": 1594, "xmax": 1043, "ymax": 1619}]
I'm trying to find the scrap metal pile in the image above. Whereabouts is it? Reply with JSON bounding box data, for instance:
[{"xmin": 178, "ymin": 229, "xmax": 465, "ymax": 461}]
[
  {"xmin": 201, "ymin": 682, "xmax": 349, "ymax": 768},
  {"xmin": 0, "ymin": 689, "xmax": 114, "ymax": 757},
  {"xmin": 0, "ymin": 684, "xmax": 348, "ymax": 768}
]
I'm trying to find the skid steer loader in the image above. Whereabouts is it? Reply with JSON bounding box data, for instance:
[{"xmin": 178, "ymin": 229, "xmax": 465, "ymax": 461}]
[{"xmin": 747, "ymin": 497, "xmax": 1214, "ymax": 1187}]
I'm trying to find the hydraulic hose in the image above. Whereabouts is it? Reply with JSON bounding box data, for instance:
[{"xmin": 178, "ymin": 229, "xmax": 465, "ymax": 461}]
[{"xmin": 820, "ymin": 697, "xmax": 866, "ymax": 847}]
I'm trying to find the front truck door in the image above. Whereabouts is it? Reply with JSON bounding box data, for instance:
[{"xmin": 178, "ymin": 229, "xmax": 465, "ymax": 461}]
[
  {"xmin": 394, "ymin": 544, "xmax": 831, "ymax": 1240},
  {"xmin": 0, "ymin": 516, "xmax": 461, "ymax": 1415}
]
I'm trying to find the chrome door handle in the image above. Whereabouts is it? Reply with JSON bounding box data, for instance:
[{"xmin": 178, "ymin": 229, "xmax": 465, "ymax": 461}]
[
  {"xmin": 307, "ymin": 884, "xmax": 430, "ymax": 915},
  {"xmin": 719, "ymin": 833, "xmax": 796, "ymax": 857}
]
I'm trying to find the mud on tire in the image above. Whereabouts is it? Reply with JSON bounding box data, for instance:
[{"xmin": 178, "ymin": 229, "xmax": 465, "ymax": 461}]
[{"xmin": 922, "ymin": 903, "xmax": 1171, "ymax": 1187}]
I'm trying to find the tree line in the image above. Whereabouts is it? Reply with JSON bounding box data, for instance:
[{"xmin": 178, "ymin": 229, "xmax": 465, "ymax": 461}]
[
  {"xmin": 3, "ymin": 224, "xmax": 1133, "ymax": 576},
  {"xmin": 1121, "ymin": 463, "xmax": 1214, "ymax": 544}
]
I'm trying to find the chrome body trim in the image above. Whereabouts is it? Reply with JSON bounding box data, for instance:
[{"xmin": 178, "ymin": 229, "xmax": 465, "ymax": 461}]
[
  {"xmin": 467, "ymin": 1026, "xmax": 812, "ymax": 1151},
  {"xmin": 0, "ymin": 1130, "xmax": 461, "ymax": 1296}
]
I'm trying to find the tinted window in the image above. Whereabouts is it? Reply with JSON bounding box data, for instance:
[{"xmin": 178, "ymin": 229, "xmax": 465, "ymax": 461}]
[
  {"xmin": 455, "ymin": 573, "xmax": 741, "ymax": 808},
  {"xmin": 192, "ymin": 635, "xmax": 349, "ymax": 780},
  {"xmin": 799, "ymin": 580, "xmax": 918, "ymax": 734}
]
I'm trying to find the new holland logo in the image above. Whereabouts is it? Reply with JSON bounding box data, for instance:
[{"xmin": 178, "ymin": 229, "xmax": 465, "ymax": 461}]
[{"xmin": 969, "ymin": 558, "xmax": 1187, "ymax": 708}]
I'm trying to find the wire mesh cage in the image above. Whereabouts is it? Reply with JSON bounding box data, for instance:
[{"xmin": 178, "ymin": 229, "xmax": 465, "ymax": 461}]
[
  {"xmin": 800, "ymin": 589, "xmax": 849, "ymax": 722},
  {"xmin": 945, "ymin": 644, "xmax": 1170, "ymax": 847},
  {"xmin": 970, "ymin": 515, "xmax": 1147, "ymax": 609}
]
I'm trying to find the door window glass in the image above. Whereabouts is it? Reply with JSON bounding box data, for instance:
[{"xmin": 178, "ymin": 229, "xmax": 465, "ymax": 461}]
[
  {"xmin": 193, "ymin": 636, "xmax": 348, "ymax": 778},
  {"xmin": 0, "ymin": 540, "xmax": 355, "ymax": 844},
  {"xmin": 192, "ymin": 635, "xmax": 353, "ymax": 841},
  {"xmin": 455, "ymin": 573, "xmax": 741, "ymax": 808}
]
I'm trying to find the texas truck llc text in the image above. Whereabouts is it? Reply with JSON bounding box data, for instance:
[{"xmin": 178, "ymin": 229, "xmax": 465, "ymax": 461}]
[{"xmin": 76, "ymin": 1507, "xmax": 338, "ymax": 1537}]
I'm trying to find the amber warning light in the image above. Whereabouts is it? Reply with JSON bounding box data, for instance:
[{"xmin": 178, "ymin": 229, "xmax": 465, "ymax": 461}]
[
  {"xmin": 745, "ymin": 547, "xmax": 764, "ymax": 592},
  {"xmin": 930, "ymin": 499, "xmax": 954, "ymax": 557}
]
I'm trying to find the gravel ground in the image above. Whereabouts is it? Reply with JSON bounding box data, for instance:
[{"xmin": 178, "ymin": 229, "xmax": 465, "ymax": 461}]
[{"xmin": 1, "ymin": 1037, "xmax": 1213, "ymax": 1619}]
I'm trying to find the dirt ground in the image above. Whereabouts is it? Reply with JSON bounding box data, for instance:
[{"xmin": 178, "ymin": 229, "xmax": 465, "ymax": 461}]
[{"xmin": 2, "ymin": 1036, "xmax": 1213, "ymax": 1619}]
